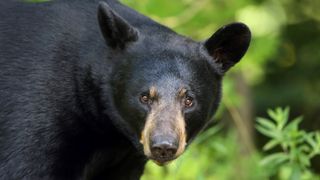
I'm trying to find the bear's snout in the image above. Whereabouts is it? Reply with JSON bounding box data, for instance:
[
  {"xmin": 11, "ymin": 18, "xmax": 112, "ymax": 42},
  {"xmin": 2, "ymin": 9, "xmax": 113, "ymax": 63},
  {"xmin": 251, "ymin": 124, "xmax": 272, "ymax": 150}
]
[
  {"xmin": 140, "ymin": 103, "xmax": 187, "ymax": 165},
  {"xmin": 150, "ymin": 135, "xmax": 178, "ymax": 164}
]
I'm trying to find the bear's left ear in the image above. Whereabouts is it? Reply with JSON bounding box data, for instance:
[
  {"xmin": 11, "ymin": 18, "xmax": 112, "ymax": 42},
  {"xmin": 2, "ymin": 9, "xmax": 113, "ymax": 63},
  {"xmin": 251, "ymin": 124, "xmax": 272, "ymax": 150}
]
[
  {"xmin": 98, "ymin": 2, "xmax": 139, "ymax": 49},
  {"xmin": 204, "ymin": 23, "xmax": 251, "ymax": 73}
]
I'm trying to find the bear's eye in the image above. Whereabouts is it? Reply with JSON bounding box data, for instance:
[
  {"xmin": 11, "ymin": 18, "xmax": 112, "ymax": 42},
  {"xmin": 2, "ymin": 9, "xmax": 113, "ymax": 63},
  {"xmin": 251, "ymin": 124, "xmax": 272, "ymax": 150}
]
[
  {"xmin": 184, "ymin": 96, "xmax": 193, "ymax": 108},
  {"xmin": 140, "ymin": 94, "xmax": 150, "ymax": 104}
]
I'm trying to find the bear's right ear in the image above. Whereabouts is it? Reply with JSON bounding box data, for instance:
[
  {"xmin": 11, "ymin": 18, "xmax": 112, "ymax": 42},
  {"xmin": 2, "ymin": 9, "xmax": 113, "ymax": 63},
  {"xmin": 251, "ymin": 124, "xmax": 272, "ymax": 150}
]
[{"xmin": 98, "ymin": 2, "xmax": 139, "ymax": 49}]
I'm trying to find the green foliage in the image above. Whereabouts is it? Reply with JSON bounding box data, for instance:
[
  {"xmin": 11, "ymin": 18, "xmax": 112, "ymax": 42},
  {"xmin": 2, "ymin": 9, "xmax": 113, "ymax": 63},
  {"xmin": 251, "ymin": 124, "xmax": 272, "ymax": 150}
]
[{"xmin": 256, "ymin": 107, "xmax": 320, "ymax": 179}]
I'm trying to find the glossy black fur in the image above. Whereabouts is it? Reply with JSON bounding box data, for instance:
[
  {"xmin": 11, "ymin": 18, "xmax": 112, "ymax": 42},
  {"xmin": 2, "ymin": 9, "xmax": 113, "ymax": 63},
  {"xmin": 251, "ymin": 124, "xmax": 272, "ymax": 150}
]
[{"xmin": 0, "ymin": 0, "xmax": 250, "ymax": 179}]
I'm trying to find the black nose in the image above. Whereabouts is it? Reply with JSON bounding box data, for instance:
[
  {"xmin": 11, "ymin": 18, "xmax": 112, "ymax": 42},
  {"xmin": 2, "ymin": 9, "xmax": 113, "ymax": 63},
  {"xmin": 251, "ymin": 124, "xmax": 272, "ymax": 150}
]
[{"xmin": 151, "ymin": 137, "xmax": 178, "ymax": 160}]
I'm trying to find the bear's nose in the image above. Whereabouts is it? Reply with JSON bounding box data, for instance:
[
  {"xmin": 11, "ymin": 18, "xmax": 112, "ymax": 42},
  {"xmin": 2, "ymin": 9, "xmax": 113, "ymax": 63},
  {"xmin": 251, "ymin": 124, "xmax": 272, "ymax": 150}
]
[{"xmin": 150, "ymin": 136, "xmax": 178, "ymax": 160}]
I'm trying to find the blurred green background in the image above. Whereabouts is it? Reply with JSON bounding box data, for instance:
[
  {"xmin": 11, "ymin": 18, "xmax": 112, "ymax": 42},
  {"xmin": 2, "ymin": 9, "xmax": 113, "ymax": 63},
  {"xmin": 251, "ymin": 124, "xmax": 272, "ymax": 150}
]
[{"xmin": 120, "ymin": 0, "xmax": 320, "ymax": 179}]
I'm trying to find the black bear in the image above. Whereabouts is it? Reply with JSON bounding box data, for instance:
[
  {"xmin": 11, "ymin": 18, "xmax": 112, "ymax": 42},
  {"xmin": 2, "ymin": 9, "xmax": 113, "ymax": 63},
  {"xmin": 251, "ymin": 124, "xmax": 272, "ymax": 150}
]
[{"xmin": 0, "ymin": 0, "xmax": 251, "ymax": 179}]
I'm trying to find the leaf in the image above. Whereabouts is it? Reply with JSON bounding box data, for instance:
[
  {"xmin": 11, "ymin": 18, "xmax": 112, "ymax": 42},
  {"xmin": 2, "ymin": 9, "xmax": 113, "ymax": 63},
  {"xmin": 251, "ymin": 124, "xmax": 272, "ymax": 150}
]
[
  {"xmin": 263, "ymin": 139, "xmax": 280, "ymax": 151},
  {"xmin": 278, "ymin": 107, "xmax": 290, "ymax": 130},
  {"xmin": 289, "ymin": 164, "xmax": 301, "ymax": 180},
  {"xmin": 316, "ymin": 132, "xmax": 320, "ymax": 148},
  {"xmin": 283, "ymin": 116, "xmax": 303, "ymax": 132},
  {"xmin": 267, "ymin": 108, "xmax": 279, "ymax": 123},
  {"xmin": 299, "ymin": 145, "xmax": 311, "ymax": 154},
  {"xmin": 306, "ymin": 132, "xmax": 320, "ymax": 157},
  {"xmin": 304, "ymin": 133, "xmax": 317, "ymax": 150},
  {"xmin": 256, "ymin": 125, "xmax": 278, "ymax": 139},
  {"xmin": 260, "ymin": 152, "xmax": 289, "ymax": 166},
  {"xmin": 298, "ymin": 153, "xmax": 311, "ymax": 168},
  {"xmin": 257, "ymin": 117, "xmax": 276, "ymax": 130}
]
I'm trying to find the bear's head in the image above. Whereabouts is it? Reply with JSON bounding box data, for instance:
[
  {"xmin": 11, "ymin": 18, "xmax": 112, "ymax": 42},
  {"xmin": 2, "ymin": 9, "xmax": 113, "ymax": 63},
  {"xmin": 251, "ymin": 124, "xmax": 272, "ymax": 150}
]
[{"xmin": 98, "ymin": 2, "xmax": 251, "ymax": 165}]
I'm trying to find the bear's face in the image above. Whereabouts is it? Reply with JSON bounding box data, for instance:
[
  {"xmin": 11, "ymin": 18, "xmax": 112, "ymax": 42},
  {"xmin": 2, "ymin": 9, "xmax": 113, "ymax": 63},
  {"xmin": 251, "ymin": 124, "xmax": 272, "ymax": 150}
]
[
  {"xmin": 98, "ymin": 2, "xmax": 251, "ymax": 165},
  {"xmin": 111, "ymin": 42, "xmax": 222, "ymax": 164}
]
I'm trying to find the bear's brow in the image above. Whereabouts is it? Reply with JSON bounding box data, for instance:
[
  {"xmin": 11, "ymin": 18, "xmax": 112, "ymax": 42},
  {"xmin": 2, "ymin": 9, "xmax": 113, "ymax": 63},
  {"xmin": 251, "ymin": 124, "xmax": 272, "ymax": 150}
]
[
  {"xmin": 149, "ymin": 86, "xmax": 157, "ymax": 98},
  {"xmin": 178, "ymin": 88, "xmax": 187, "ymax": 98}
]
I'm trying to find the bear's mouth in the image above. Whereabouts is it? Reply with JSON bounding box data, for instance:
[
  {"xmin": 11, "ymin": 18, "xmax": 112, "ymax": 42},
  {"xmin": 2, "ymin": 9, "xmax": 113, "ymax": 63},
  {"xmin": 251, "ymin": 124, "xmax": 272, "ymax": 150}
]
[{"xmin": 150, "ymin": 156, "xmax": 176, "ymax": 166}]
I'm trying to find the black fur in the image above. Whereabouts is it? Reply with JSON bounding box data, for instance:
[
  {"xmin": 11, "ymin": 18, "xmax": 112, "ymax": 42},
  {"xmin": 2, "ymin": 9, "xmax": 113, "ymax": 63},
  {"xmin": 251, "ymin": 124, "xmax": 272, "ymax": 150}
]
[{"xmin": 0, "ymin": 0, "xmax": 250, "ymax": 179}]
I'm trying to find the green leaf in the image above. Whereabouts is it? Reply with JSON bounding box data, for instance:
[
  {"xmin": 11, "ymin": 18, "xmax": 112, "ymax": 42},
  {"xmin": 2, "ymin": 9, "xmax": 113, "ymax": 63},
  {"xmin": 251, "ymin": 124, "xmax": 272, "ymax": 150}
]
[
  {"xmin": 316, "ymin": 132, "xmax": 320, "ymax": 147},
  {"xmin": 304, "ymin": 133, "xmax": 317, "ymax": 150},
  {"xmin": 298, "ymin": 153, "xmax": 311, "ymax": 168},
  {"xmin": 278, "ymin": 107, "xmax": 290, "ymax": 130},
  {"xmin": 257, "ymin": 117, "xmax": 276, "ymax": 130},
  {"xmin": 263, "ymin": 139, "xmax": 280, "ymax": 151},
  {"xmin": 299, "ymin": 145, "xmax": 311, "ymax": 154},
  {"xmin": 267, "ymin": 108, "xmax": 279, "ymax": 123},
  {"xmin": 283, "ymin": 116, "xmax": 303, "ymax": 132},
  {"xmin": 289, "ymin": 164, "xmax": 301, "ymax": 180},
  {"xmin": 256, "ymin": 125, "xmax": 279, "ymax": 139},
  {"xmin": 260, "ymin": 152, "xmax": 289, "ymax": 166}
]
